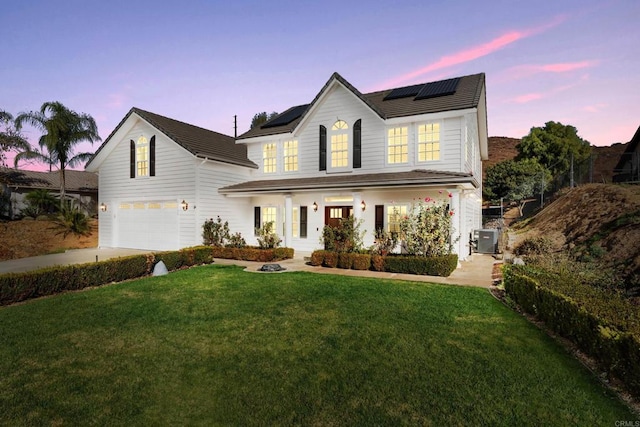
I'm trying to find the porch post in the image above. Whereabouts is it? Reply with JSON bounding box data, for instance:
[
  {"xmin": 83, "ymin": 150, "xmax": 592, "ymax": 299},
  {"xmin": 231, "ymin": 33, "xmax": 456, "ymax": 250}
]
[
  {"xmin": 449, "ymin": 190, "xmax": 462, "ymax": 257},
  {"xmin": 284, "ymin": 195, "xmax": 293, "ymax": 247},
  {"xmin": 352, "ymin": 192, "xmax": 362, "ymax": 221}
]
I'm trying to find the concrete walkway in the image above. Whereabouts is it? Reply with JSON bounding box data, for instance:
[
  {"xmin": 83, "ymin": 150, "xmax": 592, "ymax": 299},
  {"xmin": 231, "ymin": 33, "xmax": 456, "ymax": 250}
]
[{"xmin": 0, "ymin": 248, "xmax": 499, "ymax": 288}]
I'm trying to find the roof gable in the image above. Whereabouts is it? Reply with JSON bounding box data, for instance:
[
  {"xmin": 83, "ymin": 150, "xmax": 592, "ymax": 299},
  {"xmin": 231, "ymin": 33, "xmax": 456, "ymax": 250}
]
[
  {"xmin": 237, "ymin": 72, "xmax": 486, "ymax": 140},
  {"xmin": 614, "ymin": 125, "xmax": 640, "ymax": 171},
  {"xmin": 86, "ymin": 108, "xmax": 257, "ymax": 170}
]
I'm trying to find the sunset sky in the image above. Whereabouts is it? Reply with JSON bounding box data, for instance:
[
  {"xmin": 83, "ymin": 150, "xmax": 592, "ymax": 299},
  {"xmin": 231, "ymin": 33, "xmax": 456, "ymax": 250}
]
[{"xmin": 2, "ymin": 0, "xmax": 638, "ymax": 171}]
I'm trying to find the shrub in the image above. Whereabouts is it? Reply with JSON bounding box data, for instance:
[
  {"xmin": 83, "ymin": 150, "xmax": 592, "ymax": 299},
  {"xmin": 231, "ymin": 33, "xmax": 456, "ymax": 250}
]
[
  {"xmin": 22, "ymin": 189, "xmax": 58, "ymax": 217},
  {"xmin": 51, "ymin": 201, "xmax": 90, "ymax": 238},
  {"xmin": 256, "ymin": 221, "xmax": 282, "ymax": 249},
  {"xmin": 383, "ymin": 254, "xmax": 458, "ymax": 277},
  {"xmin": 321, "ymin": 216, "xmax": 365, "ymax": 253},
  {"xmin": 504, "ymin": 266, "xmax": 640, "ymax": 398},
  {"xmin": 210, "ymin": 246, "xmax": 293, "ymax": 262},
  {"xmin": 202, "ymin": 216, "xmax": 230, "ymax": 246},
  {"xmin": 370, "ymin": 229, "xmax": 398, "ymax": 255},
  {"xmin": 226, "ymin": 232, "xmax": 247, "ymax": 248},
  {"xmin": 371, "ymin": 254, "xmax": 385, "ymax": 272},
  {"xmin": 322, "ymin": 251, "xmax": 338, "ymax": 268},
  {"xmin": 398, "ymin": 195, "xmax": 457, "ymax": 257},
  {"xmin": 513, "ymin": 236, "xmax": 553, "ymax": 257},
  {"xmin": 310, "ymin": 250, "xmax": 325, "ymax": 266},
  {"xmin": 155, "ymin": 251, "xmax": 185, "ymax": 271},
  {"xmin": 352, "ymin": 253, "xmax": 371, "ymax": 270},
  {"xmin": 337, "ymin": 253, "xmax": 354, "ymax": 269}
]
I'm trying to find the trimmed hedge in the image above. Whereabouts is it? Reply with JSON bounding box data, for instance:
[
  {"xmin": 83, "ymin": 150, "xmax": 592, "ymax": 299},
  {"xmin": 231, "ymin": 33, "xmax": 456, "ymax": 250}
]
[
  {"xmin": 0, "ymin": 246, "xmax": 216, "ymax": 307},
  {"xmin": 504, "ymin": 266, "xmax": 640, "ymax": 398},
  {"xmin": 383, "ymin": 254, "xmax": 458, "ymax": 277},
  {"xmin": 309, "ymin": 251, "xmax": 458, "ymax": 277},
  {"xmin": 209, "ymin": 246, "xmax": 294, "ymax": 262}
]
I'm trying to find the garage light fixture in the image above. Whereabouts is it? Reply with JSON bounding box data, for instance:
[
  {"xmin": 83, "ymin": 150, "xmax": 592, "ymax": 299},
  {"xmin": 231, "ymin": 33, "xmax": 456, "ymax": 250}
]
[
  {"xmin": 360, "ymin": 200, "xmax": 366, "ymax": 211},
  {"xmin": 99, "ymin": 203, "xmax": 107, "ymax": 212},
  {"xmin": 312, "ymin": 201, "xmax": 318, "ymax": 212},
  {"xmin": 181, "ymin": 200, "xmax": 189, "ymax": 211}
]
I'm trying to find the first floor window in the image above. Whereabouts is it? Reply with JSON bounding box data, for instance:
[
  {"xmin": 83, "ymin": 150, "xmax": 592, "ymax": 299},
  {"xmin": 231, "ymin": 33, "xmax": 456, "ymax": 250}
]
[
  {"xmin": 292, "ymin": 207, "xmax": 299, "ymax": 237},
  {"xmin": 262, "ymin": 206, "xmax": 277, "ymax": 227},
  {"xmin": 263, "ymin": 143, "xmax": 277, "ymax": 173},
  {"xmin": 418, "ymin": 122, "xmax": 440, "ymax": 162},
  {"xmin": 387, "ymin": 205, "xmax": 407, "ymax": 233},
  {"xmin": 387, "ymin": 127, "xmax": 408, "ymax": 164}
]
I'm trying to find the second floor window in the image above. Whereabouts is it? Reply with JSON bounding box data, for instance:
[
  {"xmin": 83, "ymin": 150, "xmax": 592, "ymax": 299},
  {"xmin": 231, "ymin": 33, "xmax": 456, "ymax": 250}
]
[
  {"xmin": 136, "ymin": 136, "xmax": 149, "ymax": 177},
  {"xmin": 331, "ymin": 120, "xmax": 349, "ymax": 168},
  {"xmin": 263, "ymin": 143, "xmax": 277, "ymax": 173},
  {"xmin": 387, "ymin": 127, "xmax": 408, "ymax": 164},
  {"xmin": 284, "ymin": 140, "xmax": 298, "ymax": 172},
  {"xmin": 418, "ymin": 122, "xmax": 440, "ymax": 162}
]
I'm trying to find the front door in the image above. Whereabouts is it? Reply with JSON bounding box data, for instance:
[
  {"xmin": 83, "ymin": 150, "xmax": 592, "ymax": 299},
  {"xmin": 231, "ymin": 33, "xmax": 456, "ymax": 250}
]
[{"xmin": 324, "ymin": 205, "xmax": 353, "ymax": 227}]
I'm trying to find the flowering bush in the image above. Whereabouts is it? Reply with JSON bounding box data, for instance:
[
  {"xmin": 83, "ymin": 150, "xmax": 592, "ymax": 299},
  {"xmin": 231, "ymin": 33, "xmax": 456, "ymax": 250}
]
[
  {"xmin": 321, "ymin": 216, "xmax": 365, "ymax": 253},
  {"xmin": 202, "ymin": 216, "xmax": 230, "ymax": 246},
  {"xmin": 398, "ymin": 194, "xmax": 456, "ymax": 257},
  {"xmin": 256, "ymin": 221, "xmax": 282, "ymax": 249}
]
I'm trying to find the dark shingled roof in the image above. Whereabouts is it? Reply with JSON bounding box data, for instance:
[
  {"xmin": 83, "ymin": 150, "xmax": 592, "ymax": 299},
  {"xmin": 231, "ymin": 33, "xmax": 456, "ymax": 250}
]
[
  {"xmin": 87, "ymin": 108, "xmax": 258, "ymax": 169},
  {"xmin": 219, "ymin": 169, "xmax": 476, "ymax": 194},
  {"xmin": 237, "ymin": 72, "xmax": 485, "ymax": 140},
  {"xmin": 0, "ymin": 168, "xmax": 98, "ymax": 191}
]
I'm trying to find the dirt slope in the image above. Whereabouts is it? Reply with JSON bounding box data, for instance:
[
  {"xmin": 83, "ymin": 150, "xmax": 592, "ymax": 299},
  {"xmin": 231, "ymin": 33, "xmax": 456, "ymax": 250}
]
[
  {"xmin": 0, "ymin": 219, "xmax": 98, "ymax": 261},
  {"xmin": 521, "ymin": 184, "xmax": 640, "ymax": 279}
]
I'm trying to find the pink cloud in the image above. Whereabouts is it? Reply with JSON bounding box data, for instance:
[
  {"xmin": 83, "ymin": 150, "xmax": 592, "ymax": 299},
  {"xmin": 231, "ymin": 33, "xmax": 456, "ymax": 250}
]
[
  {"xmin": 509, "ymin": 76, "xmax": 587, "ymax": 104},
  {"xmin": 506, "ymin": 61, "xmax": 597, "ymax": 79},
  {"xmin": 106, "ymin": 93, "xmax": 127, "ymax": 109},
  {"xmin": 583, "ymin": 103, "xmax": 608, "ymax": 113},
  {"xmin": 376, "ymin": 15, "xmax": 567, "ymax": 89},
  {"xmin": 514, "ymin": 93, "xmax": 544, "ymax": 104}
]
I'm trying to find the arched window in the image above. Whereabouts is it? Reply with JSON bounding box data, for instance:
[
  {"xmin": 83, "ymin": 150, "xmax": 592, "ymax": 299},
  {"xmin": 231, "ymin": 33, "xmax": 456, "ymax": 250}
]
[
  {"xmin": 136, "ymin": 136, "xmax": 149, "ymax": 177},
  {"xmin": 330, "ymin": 120, "xmax": 349, "ymax": 168}
]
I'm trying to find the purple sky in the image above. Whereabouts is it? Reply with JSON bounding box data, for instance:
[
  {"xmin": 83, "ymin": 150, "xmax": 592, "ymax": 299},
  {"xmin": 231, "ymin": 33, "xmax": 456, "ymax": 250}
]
[{"xmin": 2, "ymin": 0, "xmax": 638, "ymax": 171}]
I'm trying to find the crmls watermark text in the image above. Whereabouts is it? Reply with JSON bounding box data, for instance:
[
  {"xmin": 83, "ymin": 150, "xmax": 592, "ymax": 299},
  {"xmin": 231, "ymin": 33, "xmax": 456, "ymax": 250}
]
[{"xmin": 615, "ymin": 421, "xmax": 640, "ymax": 427}]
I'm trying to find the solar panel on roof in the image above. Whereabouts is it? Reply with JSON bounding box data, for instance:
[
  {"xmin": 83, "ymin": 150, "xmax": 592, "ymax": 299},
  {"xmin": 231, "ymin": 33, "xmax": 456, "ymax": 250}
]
[
  {"xmin": 261, "ymin": 104, "xmax": 309, "ymax": 128},
  {"xmin": 414, "ymin": 77, "xmax": 460, "ymax": 100},
  {"xmin": 383, "ymin": 83, "xmax": 425, "ymax": 101}
]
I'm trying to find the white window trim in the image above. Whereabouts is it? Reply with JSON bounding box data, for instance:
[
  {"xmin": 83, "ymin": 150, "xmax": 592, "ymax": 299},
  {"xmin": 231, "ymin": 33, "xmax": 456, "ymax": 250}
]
[
  {"xmin": 415, "ymin": 121, "xmax": 444, "ymax": 164},
  {"xmin": 135, "ymin": 135, "xmax": 150, "ymax": 178},
  {"xmin": 262, "ymin": 142, "xmax": 278, "ymax": 174},
  {"xmin": 385, "ymin": 126, "xmax": 410, "ymax": 166},
  {"xmin": 328, "ymin": 120, "xmax": 351, "ymax": 173},
  {"xmin": 283, "ymin": 139, "xmax": 299, "ymax": 173}
]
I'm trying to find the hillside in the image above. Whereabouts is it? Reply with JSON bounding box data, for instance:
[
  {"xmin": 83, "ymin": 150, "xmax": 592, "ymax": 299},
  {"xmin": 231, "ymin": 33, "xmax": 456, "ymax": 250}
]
[
  {"xmin": 484, "ymin": 137, "xmax": 628, "ymax": 184},
  {"xmin": 518, "ymin": 184, "xmax": 640, "ymax": 282},
  {"xmin": 0, "ymin": 219, "xmax": 98, "ymax": 260}
]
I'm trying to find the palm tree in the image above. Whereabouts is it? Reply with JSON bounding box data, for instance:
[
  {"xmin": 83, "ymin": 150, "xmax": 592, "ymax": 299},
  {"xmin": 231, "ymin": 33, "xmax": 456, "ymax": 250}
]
[
  {"xmin": 14, "ymin": 102, "xmax": 101, "ymax": 203},
  {"xmin": 0, "ymin": 109, "xmax": 30, "ymax": 167}
]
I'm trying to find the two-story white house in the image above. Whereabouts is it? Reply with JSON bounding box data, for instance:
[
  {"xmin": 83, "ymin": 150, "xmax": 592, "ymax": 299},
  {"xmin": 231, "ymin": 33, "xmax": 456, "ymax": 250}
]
[{"xmin": 86, "ymin": 72, "xmax": 487, "ymax": 259}]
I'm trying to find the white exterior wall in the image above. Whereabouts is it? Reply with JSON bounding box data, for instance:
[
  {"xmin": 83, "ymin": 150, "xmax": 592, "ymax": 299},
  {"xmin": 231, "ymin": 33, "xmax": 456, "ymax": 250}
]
[
  {"xmin": 244, "ymin": 85, "xmax": 469, "ymax": 181},
  {"xmin": 95, "ymin": 119, "xmax": 253, "ymax": 250}
]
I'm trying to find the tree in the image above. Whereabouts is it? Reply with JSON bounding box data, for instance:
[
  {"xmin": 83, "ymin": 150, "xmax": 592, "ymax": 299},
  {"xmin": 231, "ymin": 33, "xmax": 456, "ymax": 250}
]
[
  {"xmin": 249, "ymin": 111, "xmax": 278, "ymax": 129},
  {"xmin": 516, "ymin": 121, "xmax": 591, "ymax": 179},
  {"xmin": 484, "ymin": 159, "xmax": 551, "ymax": 216},
  {"xmin": 0, "ymin": 110, "xmax": 29, "ymax": 167},
  {"xmin": 14, "ymin": 102, "xmax": 100, "ymax": 204}
]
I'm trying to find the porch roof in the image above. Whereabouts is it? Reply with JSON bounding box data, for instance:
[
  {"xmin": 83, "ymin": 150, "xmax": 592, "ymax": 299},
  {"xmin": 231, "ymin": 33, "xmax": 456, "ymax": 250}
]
[{"xmin": 219, "ymin": 169, "xmax": 477, "ymax": 195}]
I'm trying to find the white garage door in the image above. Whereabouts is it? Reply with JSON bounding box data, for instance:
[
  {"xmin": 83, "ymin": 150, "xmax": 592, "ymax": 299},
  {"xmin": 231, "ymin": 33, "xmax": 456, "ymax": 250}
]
[{"xmin": 117, "ymin": 201, "xmax": 179, "ymax": 250}]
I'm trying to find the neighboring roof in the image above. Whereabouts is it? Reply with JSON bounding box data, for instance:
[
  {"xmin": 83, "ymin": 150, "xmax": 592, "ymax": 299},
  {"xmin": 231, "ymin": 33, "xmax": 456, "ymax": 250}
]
[
  {"xmin": 86, "ymin": 108, "xmax": 258, "ymax": 169},
  {"xmin": 614, "ymin": 125, "xmax": 640, "ymax": 171},
  {"xmin": 0, "ymin": 168, "xmax": 98, "ymax": 192},
  {"xmin": 219, "ymin": 169, "xmax": 476, "ymax": 195},
  {"xmin": 237, "ymin": 72, "xmax": 486, "ymax": 140}
]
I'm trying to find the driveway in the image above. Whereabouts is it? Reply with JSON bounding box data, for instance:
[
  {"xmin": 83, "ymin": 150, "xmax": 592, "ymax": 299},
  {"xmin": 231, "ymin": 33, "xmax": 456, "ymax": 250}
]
[{"xmin": 0, "ymin": 248, "xmax": 152, "ymax": 274}]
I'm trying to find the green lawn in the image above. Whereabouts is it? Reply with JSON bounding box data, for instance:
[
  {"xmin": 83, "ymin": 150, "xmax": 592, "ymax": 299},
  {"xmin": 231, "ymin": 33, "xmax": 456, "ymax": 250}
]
[{"xmin": 0, "ymin": 265, "xmax": 635, "ymax": 425}]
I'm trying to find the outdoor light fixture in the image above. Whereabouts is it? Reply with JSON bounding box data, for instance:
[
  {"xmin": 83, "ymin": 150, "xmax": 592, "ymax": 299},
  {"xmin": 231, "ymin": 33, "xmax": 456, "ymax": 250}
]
[
  {"xmin": 312, "ymin": 201, "xmax": 318, "ymax": 212},
  {"xmin": 181, "ymin": 200, "xmax": 189, "ymax": 211},
  {"xmin": 99, "ymin": 203, "xmax": 107, "ymax": 212},
  {"xmin": 360, "ymin": 200, "xmax": 366, "ymax": 211}
]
